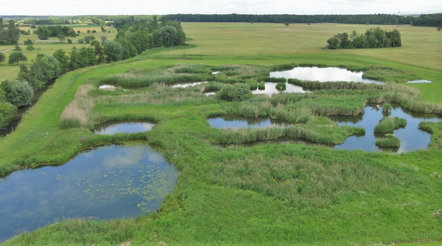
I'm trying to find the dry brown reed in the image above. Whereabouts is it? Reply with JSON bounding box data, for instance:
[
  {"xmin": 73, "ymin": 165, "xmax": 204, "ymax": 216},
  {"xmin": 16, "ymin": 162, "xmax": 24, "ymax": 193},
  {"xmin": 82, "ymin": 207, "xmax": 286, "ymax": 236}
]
[{"xmin": 60, "ymin": 84, "xmax": 94, "ymax": 127}]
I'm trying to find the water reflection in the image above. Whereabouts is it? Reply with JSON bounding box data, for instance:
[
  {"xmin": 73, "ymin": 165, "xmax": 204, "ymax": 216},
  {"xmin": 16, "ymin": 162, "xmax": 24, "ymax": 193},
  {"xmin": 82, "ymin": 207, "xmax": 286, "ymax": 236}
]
[
  {"xmin": 270, "ymin": 67, "xmax": 381, "ymax": 83},
  {"xmin": 0, "ymin": 145, "xmax": 177, "ymax": 242},
  {"xmin": 407, "ymin": 80, "xmax": 431, "ymax": 84},
  {"xmin": 207, "ymin": 115, "xmax": 286, "ymax": 129},
  {"xmin": 252, "ymin": 82, "xmax": 306, "ymax": 97},
  {"xmin": 172, "ymin": 82, "xmax": 208, "ymax": 88},
  {"xmin": 94, "ymin": 121, "xmax": 155, "ymax": 135},
  {"xmin": 332, "ymin": 105, "xmax": 441, "ymax": 153}
]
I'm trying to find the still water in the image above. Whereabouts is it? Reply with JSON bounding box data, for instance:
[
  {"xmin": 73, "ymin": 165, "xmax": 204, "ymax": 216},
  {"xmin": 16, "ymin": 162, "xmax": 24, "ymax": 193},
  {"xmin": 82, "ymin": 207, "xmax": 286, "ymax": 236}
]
[
  {"xmin": 0, "ymin": 144, "xmax": 177, "ymax": 242},
  {"xmin": 207, "ymin": 115, "xmax": 286, "ymax": 129},
  {"xmin": 270, "ymin": 67, "xmax": 381, "ymax": 83},
  {"xmin": 332, "ymin": 105, "xmax": 441, "ymax": 153},
  {"xmin": 252, "ymin": 82, "xmax": 306, "ymax": 97},
  {"xmin": 94, "ymin": 121, "xmax": 155, "ymax": 135}
]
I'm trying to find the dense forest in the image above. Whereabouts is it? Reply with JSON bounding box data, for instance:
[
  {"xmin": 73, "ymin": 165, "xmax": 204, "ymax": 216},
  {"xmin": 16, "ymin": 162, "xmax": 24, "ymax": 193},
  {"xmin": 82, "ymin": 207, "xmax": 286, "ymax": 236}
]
[
  {"xmin": 327, "ymin": 27, "xmax": 401, "ymax": 49},
  {"xmin": 165, "ymin": 13, "xmax": 442, "ymax": 27}
]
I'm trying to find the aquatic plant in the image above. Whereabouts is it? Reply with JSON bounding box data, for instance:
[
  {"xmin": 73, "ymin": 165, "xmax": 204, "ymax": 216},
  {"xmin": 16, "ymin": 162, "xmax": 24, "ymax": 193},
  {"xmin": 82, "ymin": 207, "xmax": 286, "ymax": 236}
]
[
  {"xmin": 258, "ymin": 82, "xmax": 265, "ymax": 90},
  {"xmin": 375, "ymin": 134, "xmax": 401, "ymax": 148},
  {"xmin": 383, "ymin": 102, "xmax": 392, "ymax": 113},
  {"xmin": 275, "ymin": 82, "xmax": 286, "ymax": 90},
  {"xmin": 216, "ymin": 83, "xmax": 251, "ymax": 102},
  {"xmin": 374, "ymin": 116, "xmax": 407, "ymax": 132},
  {"xmin": 246, "ymin": 79, "xmax": 258, "ymax": 90}
]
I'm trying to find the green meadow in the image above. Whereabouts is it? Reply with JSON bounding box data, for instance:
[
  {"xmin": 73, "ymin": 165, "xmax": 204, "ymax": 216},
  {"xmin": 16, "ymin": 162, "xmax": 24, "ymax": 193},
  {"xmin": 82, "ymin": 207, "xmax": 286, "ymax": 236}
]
[{"xmin": 1, "ymin": 23, "xmax": 442, "ymax": 245}]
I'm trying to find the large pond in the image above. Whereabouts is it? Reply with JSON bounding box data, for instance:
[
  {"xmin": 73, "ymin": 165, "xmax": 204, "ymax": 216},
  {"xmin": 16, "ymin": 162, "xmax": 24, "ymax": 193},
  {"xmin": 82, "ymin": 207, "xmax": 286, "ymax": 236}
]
[
  {"xmin": 270, "ymin": 67, "xmax": 382, "ymax": 83},
  {"xmin": 331, "ymin": 105, "xmax": 441, "ymax": 153},
  {"xmin": 207, "ymin": 105, "xmax": 441, "ymax": 153},
  {"xmin": 0, "ymin": 144, "xmax": 177, "ymax": 242},
  {"xmin": 94, "ymin": 121, "xmax": 155, "ymax": 135},
  {"xmin": 207, "ymin": 115, "xmax": 287, "ymax": 129}
]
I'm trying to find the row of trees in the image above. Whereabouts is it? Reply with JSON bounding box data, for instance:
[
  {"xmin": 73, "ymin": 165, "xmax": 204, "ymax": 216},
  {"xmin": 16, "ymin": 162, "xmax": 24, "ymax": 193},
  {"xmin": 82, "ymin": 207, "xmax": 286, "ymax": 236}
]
[
  {"xmin": 0, "ymin": 19, "xmax": 20, "ymax": 44},
  {"xmin": 34, "ymin": 25, "xmax": 77, "ymax": 40},
  {"xmin": 327, "ymin": 27, "xmax": 401, "ymax": 49}
]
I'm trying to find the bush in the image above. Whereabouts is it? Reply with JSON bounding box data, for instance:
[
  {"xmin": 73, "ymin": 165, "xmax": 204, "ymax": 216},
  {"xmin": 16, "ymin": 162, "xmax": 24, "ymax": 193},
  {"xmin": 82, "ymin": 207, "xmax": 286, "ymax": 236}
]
[
  {"xmin": 375, "ymin": 134, "xmax": 400, "ymax": 148},
  {"xmin": 246, "ymin": 79, "xmax": 258, "ymax": 90},
  {"xmin": 383, "ymin": 102, "xmax": 392, "ymax": 113},
  {"xmin": 78, "ymin": 39, "xmax": 84, "ymax": 44},
  {"xmin": 0, "ymin": 79, "xmax": 34, "ymax": 107},
  {"xmin": 67, "ymin": 38, "xmax": 72, "ymax": 44},
  {"xmin": 374, "ymin": 116, "xmax": 407, "ymax": 132},
  {"xmin": 276, "ymin": 82, "xmax": 286, "ymax": 90},
  {"xmin": 216, "ymin": 83, "xmax": 251, "ymax": 102}
]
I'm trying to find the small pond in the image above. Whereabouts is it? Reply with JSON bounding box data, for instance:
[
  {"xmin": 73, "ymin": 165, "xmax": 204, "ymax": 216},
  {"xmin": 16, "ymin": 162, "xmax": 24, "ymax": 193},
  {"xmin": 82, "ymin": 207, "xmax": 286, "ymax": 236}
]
[
  {"xmin": 407, "ymin": 80, "xmax": 431, "ymax": 84},
  {"xmin": 207, "ymin": 115, "xmax": 287, "ymax": 129},
  {"xmin": 172, "ymin": 81, "xmax": 208, "ymax": 88},
  {"xmin": 252, "ymin": 82, "xmax": 307, "ymax": 97},
  {"xmin": 331, "ymin": 105, "xmax": 441, "ymax": 153},
  {"xmin": 0, "ymin": 144, "xmax": 178, "ymax": 242},
  {"xmin": 212, "ymin": 71, "xmax": 220, "ymax": 75},
  {"xmin": 270, "ymin": 67, "xmax": 382, "ymax": 83},
  {"xmin": 94, "ymin": 121, "xmax": 155, "ymax": 135},
  {"xmin": 99, "ymin": 84, "xmax": 130, "ymax": 91}
]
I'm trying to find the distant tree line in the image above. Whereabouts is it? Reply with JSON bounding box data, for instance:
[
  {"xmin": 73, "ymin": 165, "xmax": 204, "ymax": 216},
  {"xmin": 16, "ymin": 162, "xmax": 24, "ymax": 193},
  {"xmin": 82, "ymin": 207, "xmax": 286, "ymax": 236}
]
[
  {"xmin": 0, "ymin": 18, "xmax": 20, "ymax": 44},
  {"xmin": 327, "ymin": 27, "xmax": 401, "ymax": 49},
  {"xmin": 34, "ymin": 25, "xmax": 77, "ymax": 40},
  {"xmin": 165, "ymin": 13, "xmax": 442, "ymax": 27}
]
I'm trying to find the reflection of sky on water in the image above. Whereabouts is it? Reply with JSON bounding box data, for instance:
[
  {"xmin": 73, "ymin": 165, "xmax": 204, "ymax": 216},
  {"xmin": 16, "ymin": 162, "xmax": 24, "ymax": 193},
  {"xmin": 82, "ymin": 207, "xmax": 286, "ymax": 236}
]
[
  {"xmin": 94, "ymin": 122, "xmax": 155, "ymax": 135},
  {"xmin": 0, "ymin": 145, "xmax": 177, "ymax": 242},
  {"xmin": 270, "ymin": 67, "xmax": 381, "ymax": 83},
  {"xmin": 207, "ymin": 115, "xmax": 287, "ymax": 129},
  {"xmin": 252, "ymin": 82, "xmax": 306, "ymax": 97},
  {"xmin": 333, "ymin": 105, "xmax": 441, "ymax": 153},
  {"xmin": 172, "ymin": 81, "xmax": 208, "ymax": 88}
]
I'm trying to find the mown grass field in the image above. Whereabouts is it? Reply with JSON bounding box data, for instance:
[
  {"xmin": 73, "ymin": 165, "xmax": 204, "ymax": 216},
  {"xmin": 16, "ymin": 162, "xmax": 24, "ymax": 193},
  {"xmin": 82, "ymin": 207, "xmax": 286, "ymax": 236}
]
[{"xmin": 1, "ymin": 23, "xmax": 442, "ymax": 246}]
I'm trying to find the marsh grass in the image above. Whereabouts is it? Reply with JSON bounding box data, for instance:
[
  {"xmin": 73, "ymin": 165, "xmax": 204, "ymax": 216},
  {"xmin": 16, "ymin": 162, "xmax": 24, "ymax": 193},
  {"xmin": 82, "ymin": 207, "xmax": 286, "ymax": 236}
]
[
  {"xmin": 275, "ymin": 82, "xmax": 286, "ymax": 90},
  {"xmin": 375, "ymin": 134, "xmax": 401, "ymax": 148},
  {"xmin": 258, "ymin": 82, "xmax": 265, "ymax": 90},
  {"xmin": 288, "ymin": 79, "xmax": 384, "ymax": 90},
  {"xmin": 374, "ymin": 117, "xmax": 407, "ymax": 133},
  {"xmin": 246, "ymin": 79, "xmax": 258, "ymax": 90},
  {"xmin": 60, "ymin": 84, "xmax": 94, "ymax": 128}
]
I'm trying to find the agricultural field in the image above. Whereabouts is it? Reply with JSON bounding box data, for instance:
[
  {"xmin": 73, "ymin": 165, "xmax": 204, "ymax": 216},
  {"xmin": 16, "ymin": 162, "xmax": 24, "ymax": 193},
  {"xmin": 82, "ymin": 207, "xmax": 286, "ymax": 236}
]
[{"xmin": 1, "ymin": 23, "xmax": 442, "ymax": 245}]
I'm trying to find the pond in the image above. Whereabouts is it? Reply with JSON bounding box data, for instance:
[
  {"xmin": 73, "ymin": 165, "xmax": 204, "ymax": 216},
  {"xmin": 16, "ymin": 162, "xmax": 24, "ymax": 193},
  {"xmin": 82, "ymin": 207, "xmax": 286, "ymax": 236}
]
[
  {"xmin": 407, "ymin": 80, "xmax": 431, "ymax": 84},
  {"xmin": 270, "ymin": 67, "xmax": 382, "ymax": 83},
  {"xmin": 207, "ymin": 115, "xmax": 287, "ymax": 129},
  {"xmin": 331, "ymin": 105, "xmax": 441, "ymax": 153},
  {"xmin": 0, "ymin": 144, "xmax": 178, "ymax": 242},
  {"xmin": 171, "ymin": 81, "xmax": 208, "ymax": 88},
  {"xmin": 252, "ymin": 82, "xmax": 307, "ymax": 97},
  {"xmin": 94, "ymin": 121, "xmax": 155, "ymax": 135},
  {"xmin": 99, "ymin": 84, "xmax": 130, "ymax": 91}
]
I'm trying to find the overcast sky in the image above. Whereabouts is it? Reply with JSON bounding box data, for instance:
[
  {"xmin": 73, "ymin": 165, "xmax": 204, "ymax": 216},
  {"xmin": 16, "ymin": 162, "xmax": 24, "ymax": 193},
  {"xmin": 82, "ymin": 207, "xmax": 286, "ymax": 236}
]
[{"xmin": 1, "ymin": 0, "xmax": 441, "ymax": 16}]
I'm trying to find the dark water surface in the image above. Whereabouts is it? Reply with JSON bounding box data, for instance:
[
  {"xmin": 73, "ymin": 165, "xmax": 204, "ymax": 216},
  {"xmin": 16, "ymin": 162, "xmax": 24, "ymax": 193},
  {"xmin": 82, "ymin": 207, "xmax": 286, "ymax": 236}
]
[
  {"xmin": 0, "ymin": 144, "xmax": 177, "ymax": 242},
  {"xmin": 94, "ymin": 121, "xmax": 155, "ymax": 135},
  {"xmin": 270, "ymin": 67, "xmax": 382, "ymax": 83},
  {"xmin": 331, "ymin": 105, "xmax": 441, "ymax": 153}
]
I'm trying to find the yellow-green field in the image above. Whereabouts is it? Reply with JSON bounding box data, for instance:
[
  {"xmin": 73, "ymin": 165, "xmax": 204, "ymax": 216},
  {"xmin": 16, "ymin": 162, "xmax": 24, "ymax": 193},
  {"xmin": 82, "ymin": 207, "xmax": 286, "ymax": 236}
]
[{"xmin": 164, "ymin": 23, "xmax": 442, "ymax": 72}]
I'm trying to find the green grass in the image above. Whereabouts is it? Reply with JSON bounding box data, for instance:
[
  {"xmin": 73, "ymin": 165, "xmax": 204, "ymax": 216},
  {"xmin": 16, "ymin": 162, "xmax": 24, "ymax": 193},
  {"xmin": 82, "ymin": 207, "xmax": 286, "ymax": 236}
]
[
  {"xmin": 2, "ymin": 23, "xmax": 442, "ymax": 246},
  {"xmin": 375, "ymin": 134, "xmax": 401, "ymax": 148},
  {"xmin": 374, "ymin": 117, "xmax": 407, "ymax": 132}
]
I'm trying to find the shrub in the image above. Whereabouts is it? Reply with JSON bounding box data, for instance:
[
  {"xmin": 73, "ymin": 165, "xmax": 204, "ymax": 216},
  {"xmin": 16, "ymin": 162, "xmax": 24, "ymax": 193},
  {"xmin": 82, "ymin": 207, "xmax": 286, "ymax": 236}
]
[
  {"xmin": 78, "ymin": 39, "xmax": 84, "ymax": 44},
  {"xmin": 258, "ymin": 82, "xmax": 265, "ymax": 90},
  {"xmin": 383, "ymin": 102, "xmax": 392, "ymax": 113},
  {"xmin": 276, "ymin": 82, "xmax": 286, "ymax": 90},
  {"xmin": 246, "ymin": 79, "xmax": 258, "ymax": 90},
  {"xmin": 375, "ymin": 134, "xmax": 400, "ymax": 148},
  {"xmin": 374, "ymin": 116, "xmax": 407, "ymax": 132},
  {"xmin": 216, "ymin": 83, "xmax": 251, "ymax": 102},
  {"xmin": 67, "ymin": 38, "xmax": 72, "ymax": 44}
]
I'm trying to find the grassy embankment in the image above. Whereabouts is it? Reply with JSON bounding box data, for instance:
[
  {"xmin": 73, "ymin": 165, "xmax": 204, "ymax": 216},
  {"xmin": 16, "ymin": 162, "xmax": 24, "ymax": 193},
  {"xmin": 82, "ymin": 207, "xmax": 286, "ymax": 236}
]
[{"xmin": 1, "ymin": 23, "xmax": 442, "ymax": 245}]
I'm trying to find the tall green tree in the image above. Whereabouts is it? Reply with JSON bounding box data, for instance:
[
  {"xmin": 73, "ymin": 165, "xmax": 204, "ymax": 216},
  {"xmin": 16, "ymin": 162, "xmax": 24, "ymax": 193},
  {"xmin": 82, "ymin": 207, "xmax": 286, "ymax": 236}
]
[
  {"xmin": 0, "ymin": 79, "xmax": 34, "ymax": 107},
  {"xmin": 0, "ymin": 53, "xmax": 5, "ymax": 63},
  {"xmin": 8, "ymin": 52, "xmax": 27, "ymax": 65},
  {"xmin": 53, "ymin": 49, "xmax": 70, "ymax": 73},
  {"xmin": 103, "ymin": 40, "xmax": 124, "ymax": 62}
]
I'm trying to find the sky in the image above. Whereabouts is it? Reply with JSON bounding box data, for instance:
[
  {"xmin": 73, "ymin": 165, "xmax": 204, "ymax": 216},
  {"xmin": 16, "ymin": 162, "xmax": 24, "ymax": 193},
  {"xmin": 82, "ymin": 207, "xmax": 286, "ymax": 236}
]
[{"xmin": 1, "ymin": 0, "xmax": 441, "ymax": 16}]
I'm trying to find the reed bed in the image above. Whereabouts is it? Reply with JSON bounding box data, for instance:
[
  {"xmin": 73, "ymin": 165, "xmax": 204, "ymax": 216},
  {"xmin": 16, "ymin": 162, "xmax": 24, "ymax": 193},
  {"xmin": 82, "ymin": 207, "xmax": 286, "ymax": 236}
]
[
  {"xmin": 288, "ymin": 79, "xmax": 384, "ymax": 90},
  {"xmin": 173, "ymin": 64, "xmax": 212, "ymax": 74},
  {"xmin": 211, "ymin": 124, "xmax": 364, "ymax": 145},
  {"xmin": 374, "ymin": 117, "xmax": 407, "ymax": 133},
  {"xmin": 60, "ymin": 84, "xmax": 95, "ymax": 128},
  {"xmin": 218, "ymin": 65, "xmax": 269, "ymax": 76},
  {"xmin": 375, "ymin": 134, "xmax": 401, "ymax": 148}
]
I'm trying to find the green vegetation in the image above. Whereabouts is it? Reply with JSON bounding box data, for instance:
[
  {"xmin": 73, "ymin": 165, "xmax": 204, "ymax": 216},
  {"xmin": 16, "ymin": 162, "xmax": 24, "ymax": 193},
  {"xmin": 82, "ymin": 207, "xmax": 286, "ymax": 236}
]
[
  {"xmin": 8, "ymin": 52, "xmax": 27, "ymax": 65},
  {"xmin": 0, "ymin": 79, "xmax": 33, "ymax": 107},
  {"xmin": 258, "ymin": 82, "xmax": 265, "ymax": 90},
  {"xmin": 275, "ymin": 82, "xmax": 286, "ymax": 90},
  {"xmin": 375, "ymin": 134, "xmax": 401, "ymax": 148},
  {"xmin": 327, "ymin": 27, "xmax": 401, "ymax": 49},
  {"xmin": 383, "ymin": 102, "xmax": 392, "ymax": 113},
  {"xmin": 216, "ymin": 83, "xmax": 251, "ymax": 101},
  {"xmin": 374, "ymin": 116, "xmax": 407, "ymax": 132},
  {"xmin": 1, "ymin": 22, "xmax": 442, "ymax": 246}
]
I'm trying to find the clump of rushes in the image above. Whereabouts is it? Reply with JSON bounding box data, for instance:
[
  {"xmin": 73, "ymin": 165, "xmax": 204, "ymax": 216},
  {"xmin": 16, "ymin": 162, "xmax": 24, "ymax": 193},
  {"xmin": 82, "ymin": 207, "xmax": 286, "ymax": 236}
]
[
  {"xmin": 374, "ymin": 116, "xmax": 407, "ymax": 132},
  {"xmin": 276, "ymin": 83, "xmax": 286, "ymax": 90},
  {"xmin": 259, "ymin": 77, "xmax": 286, "ymax": 83},
  {"xmin": 258, "ymin": 82, "xmax": 265, "ymax": 90},
  {"xmin": 375, "ymin": 134, "xmax": 400, "ymax": 148},
  {"xmin": 246, "ymin": 79, "xmax": 258, "ymax": 90},
  {"xmin": 383, "ymin": 102, "xmax": 392, "ymax": 113}
]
